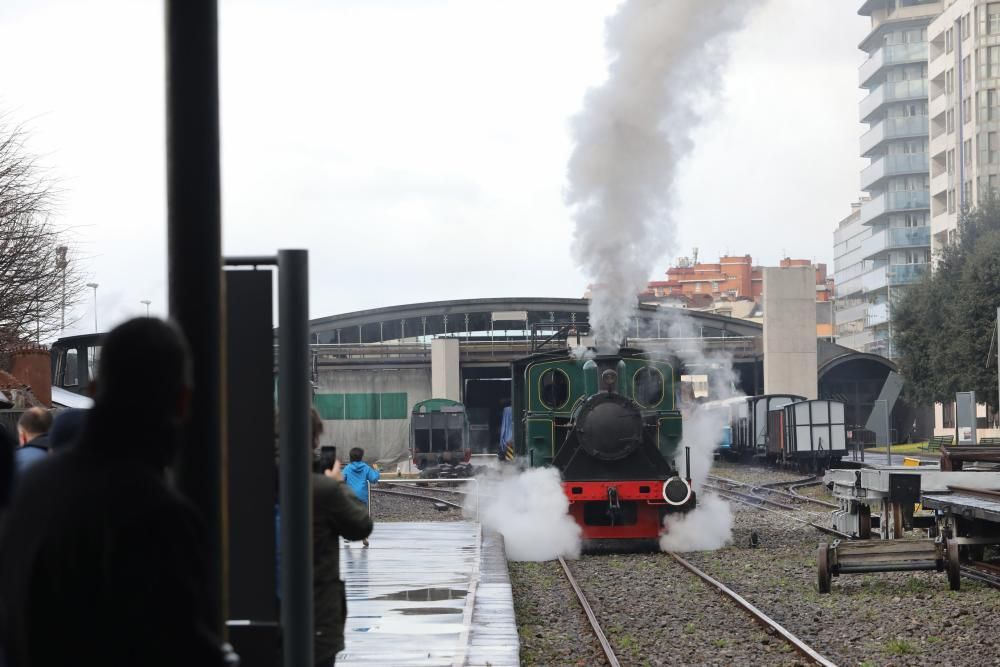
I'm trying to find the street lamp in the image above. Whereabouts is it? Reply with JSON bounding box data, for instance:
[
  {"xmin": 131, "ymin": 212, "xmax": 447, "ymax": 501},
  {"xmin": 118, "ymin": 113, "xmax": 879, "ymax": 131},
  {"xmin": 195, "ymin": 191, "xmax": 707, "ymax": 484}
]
[
  {"xmin": 140, "ymin": 300, "xmax": 151, "ymax": 317},
  {"xmin": 86, "ymin": 282, "xmax": 99, "ymax": 332},
  {"xmin": 56, "ymin": 246, "xmax": 68, "ymax": 333}
]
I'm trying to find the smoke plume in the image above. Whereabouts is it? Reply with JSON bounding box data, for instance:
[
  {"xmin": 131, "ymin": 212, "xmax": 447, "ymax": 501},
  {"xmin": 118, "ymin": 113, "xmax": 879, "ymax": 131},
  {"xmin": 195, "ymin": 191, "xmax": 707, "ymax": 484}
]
[
  {"xmin": 566, "ymin": 0, "xmax": 760, "ymax": 351},
  {"xmin": 659, "ymin": 494, "xmax": 734, "ymax": 552},
  {"xmin": 654, "ymin": 307, "xmax": 743, "ymax": 551},
  {"xmin": 466, "ymin": 467, "xmax": 582, "ymax": 561}
]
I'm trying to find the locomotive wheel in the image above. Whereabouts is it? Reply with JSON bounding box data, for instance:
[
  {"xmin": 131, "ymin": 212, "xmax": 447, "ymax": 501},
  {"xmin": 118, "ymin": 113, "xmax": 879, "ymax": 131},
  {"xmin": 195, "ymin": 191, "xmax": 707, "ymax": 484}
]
[
  {"xmin": 947, "ymin": 540, "xmax": 961, "ymax": 592},
  {"xmin": 817, "ymin": 545, "xmax": 832, "ymax": 594}
]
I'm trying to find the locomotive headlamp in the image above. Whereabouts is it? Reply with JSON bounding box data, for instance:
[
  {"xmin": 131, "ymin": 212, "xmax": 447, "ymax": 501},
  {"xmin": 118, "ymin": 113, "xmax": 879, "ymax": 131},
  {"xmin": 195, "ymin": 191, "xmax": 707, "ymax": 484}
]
[{"xmin": 662, "ymin": 476, "xmax": 692, "ymax": 506}]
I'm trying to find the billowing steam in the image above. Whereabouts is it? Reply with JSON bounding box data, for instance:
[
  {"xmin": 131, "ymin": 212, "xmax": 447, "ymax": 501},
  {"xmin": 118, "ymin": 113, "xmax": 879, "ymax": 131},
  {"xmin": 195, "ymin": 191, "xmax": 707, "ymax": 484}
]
[
  {"xmin": 659, "ymin": 495, "xmax": 734, "ymax": 551},
  {"xmin": 466, "ymin": 467, "xmax": 582, "ymax": 561},
  {"xmin": 655, "ymin": 308, "xmax": 743, "ymax": 551},
  {"xmin": 566, "ymin": 0, "xmax": 760, "ymax": 351}
]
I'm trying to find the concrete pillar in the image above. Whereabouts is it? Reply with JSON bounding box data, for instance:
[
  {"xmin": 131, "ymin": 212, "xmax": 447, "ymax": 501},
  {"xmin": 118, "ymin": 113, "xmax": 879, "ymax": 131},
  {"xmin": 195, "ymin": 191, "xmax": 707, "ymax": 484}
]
[
  {"xmin": 431, "ymin": 337, "xmax": 461, "ymax": 400},
  {"xmin": 763, "ymin": 267, "xmax": 817, "ymax": 399}
]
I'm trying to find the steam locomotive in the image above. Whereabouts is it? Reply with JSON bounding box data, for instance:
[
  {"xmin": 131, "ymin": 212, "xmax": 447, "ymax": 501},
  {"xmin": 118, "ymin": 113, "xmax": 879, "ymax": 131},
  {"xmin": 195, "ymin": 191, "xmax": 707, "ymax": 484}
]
[{"xmin": 511, "ymin": 348, "xmax": 695, "ymax": 550}]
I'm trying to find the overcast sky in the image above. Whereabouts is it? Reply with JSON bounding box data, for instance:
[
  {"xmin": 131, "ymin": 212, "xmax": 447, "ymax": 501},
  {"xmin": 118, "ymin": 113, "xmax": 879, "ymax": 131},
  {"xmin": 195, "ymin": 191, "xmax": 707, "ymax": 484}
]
[{"xmin": 0, "ymin": 0, "xmax": 868, "ymax": 336}]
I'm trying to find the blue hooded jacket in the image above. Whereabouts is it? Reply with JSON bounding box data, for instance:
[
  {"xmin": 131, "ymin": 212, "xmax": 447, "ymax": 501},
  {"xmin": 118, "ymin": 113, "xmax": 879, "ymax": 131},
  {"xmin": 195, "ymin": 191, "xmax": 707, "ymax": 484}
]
[{"xmin": 344, "ymin": 460, "xmax": 380, "ymax": 504}]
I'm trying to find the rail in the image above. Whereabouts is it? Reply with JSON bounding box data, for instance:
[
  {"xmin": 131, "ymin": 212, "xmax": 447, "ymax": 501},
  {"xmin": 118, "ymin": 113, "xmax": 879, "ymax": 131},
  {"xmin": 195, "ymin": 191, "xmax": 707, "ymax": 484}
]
[
  {"xmin": 706, "ymin": 486, "xmax": 852, "ymax": 540},
  {"xmin": 367, "ymin": 478, "xmax": 480, "ymax": 522},
  {"xmin": 557, "ymin": 556, "xmax": 621, "ymax": 667},
  {"xmin": 708, "ymin": 474, "xmax": 838, "ymax": 510},
  {"xmin": 666, "ymin": 552, "xmax": 838, "ymax": 667}
]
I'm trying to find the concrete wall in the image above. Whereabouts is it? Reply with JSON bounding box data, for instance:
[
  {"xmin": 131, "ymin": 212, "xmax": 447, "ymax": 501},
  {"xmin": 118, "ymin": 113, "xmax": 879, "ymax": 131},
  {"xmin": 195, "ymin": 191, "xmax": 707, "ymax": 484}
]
[
  {"xmin": 431, "ymin": 338, "xmax": 461, "ymax": 401},
  {"xmin": 763, "ymin": 267, "xmax": 818, "ymax": 399},
  {"xmin": 314, "ymin": 367, "xmax": 431, "ymax": 465}
]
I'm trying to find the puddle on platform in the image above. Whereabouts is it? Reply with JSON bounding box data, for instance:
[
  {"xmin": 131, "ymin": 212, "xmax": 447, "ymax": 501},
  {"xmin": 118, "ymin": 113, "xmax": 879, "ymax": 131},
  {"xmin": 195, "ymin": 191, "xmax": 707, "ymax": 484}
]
[
  {"xmin": 374, "ymin": 588, "xmax": 467, "ymax": 601},
  {"xmin": 391, "ymin": 607, "xmax": 463, "ymax": 616}
]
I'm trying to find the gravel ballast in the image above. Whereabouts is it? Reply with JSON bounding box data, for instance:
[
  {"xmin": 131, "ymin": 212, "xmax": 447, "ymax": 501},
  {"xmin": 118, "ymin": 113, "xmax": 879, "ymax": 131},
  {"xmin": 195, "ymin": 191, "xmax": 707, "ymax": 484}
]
[
  {"xmin": 368, "ymin": 483, "xmax": 469, "ymax": 523},
  {"xmin": 509, "ymin": 461, "xmax": 1000, "ymax": 666}
]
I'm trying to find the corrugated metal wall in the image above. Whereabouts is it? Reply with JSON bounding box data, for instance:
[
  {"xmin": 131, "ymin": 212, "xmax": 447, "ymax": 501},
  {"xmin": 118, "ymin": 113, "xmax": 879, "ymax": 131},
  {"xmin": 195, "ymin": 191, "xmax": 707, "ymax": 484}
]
[{"xmin": 313, "ymin": 368, "xmax": 431, "ymax": 465}]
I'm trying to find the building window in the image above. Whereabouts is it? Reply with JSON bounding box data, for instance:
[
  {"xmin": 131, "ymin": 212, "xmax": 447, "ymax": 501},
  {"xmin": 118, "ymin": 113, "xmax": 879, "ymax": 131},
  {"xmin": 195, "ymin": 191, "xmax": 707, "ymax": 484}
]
[
  {"xmin": 991, "ymin": 174, "xmax": 999, "ymax": 194},
  {"xmin": 946, "ymin": 68, "xmax": 954, "ymax": 95},
  {"xmin": 942, "ymin": 401, "xmax": 955, "ymax": 429},
  {"xmin": 710, "ymin": 281, "xmax": 719, "ymax": 292},
  {"xmin": 948, "ymin": 188, "xmax": 956, "ymax": 213},
  {"xmin": 947, "ymin": 148, "xmax": 955, "ymax": 176},
  {"xmin": 965, "ymin": 138, "xmax": 973, "ymax": 167},
  {"xmin": 946, "ymin": 27, "xmax": 954, "ymax": 53},
  {"xmin": 964, "ymin": 56, "xmax": 971, "ymax": 84},
  {"xmin": 991, "ymin": 4, "xmax": 1000, "ymax": 35},
  {"xmin": 947, "ymin": 109, "xmax": 955, "ymax": 134},
  {"xmin": 962, "ymin": 14, "xmax": 971, "ymax": 41},
  {"xmin": 963, "ymin": 97, "xmax": 972, "ymax": 124},
  {"xmin": 989, "ymin": 47, "xmax": 1000, "ymax": 79}
]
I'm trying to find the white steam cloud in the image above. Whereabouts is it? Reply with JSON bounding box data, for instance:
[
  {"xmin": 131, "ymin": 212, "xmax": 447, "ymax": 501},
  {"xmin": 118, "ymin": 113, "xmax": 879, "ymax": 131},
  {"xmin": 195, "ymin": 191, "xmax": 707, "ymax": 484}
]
[
  {"xmin": 566, "ymin": 0, "xmax": 760, "ymax": 352},
  {"xmin": 659, "ymin": 494, "xmax": 734, "ymax": 552},
  {"xmin": 466, "ymin": 467, "xmax": 582, "ymax": 561},
  {"xmin": 655, "ymin": 308, "xmax": 744, "ymax": 551}
]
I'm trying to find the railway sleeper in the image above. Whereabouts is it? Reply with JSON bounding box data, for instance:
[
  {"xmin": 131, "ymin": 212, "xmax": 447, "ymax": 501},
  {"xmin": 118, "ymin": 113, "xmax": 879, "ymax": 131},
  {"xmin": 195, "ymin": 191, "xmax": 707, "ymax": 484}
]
[{"xmin": 817, "ymin": 538, "xmax": 962, "ymax": 594}]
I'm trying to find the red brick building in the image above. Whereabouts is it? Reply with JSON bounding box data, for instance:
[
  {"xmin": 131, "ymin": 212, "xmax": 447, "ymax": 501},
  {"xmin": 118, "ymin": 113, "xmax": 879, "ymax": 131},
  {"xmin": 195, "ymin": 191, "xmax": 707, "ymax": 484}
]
[{"xmin": 643, "ymin": 255, "xmax": 832, "ymax": 304}]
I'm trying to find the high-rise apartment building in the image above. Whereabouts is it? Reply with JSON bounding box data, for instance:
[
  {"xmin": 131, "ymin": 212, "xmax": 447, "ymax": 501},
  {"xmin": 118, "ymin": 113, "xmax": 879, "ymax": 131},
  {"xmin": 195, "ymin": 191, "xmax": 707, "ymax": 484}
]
[
  {"xmin": 841, "ymin": 0, "xmax": 940, "ymax": 358},
  {"xmin": 928, "ymin": 0, "xmax": 1000, "ymax": 250}
]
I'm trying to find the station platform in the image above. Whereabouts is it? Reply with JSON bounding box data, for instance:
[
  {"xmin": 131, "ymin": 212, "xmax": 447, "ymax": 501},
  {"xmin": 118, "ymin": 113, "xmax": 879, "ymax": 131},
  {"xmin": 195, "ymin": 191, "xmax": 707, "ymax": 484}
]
[{"xmin": 337, "ymin": 521, "xmax": 518, "ymax": 667}]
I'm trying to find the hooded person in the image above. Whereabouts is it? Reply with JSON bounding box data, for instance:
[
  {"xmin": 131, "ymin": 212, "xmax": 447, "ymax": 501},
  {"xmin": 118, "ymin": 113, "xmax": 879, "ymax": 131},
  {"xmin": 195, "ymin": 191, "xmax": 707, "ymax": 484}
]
[{"xmin": 0, "ymin": 318, "xmax": 228, "ymax": 667}]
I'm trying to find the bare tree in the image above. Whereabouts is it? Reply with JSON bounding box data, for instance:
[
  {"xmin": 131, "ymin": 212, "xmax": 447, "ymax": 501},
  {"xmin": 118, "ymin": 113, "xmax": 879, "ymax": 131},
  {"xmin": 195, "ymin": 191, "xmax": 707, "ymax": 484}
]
[{"xmin": 0, "ymin": 120, "xmax": 83, "ymax": 360}]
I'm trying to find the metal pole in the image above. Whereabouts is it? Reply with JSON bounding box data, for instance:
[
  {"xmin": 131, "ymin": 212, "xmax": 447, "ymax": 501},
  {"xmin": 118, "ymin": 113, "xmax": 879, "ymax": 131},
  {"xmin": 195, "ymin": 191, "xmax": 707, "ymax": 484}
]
[
  {"xmin": 278, "ymin": 249, "xmax": 313, "ymax": 667},
  {"xmin": 165, "ymin": 0, "xmax": 226, "ymax": 639},
  {"xmin": 996, "ymin": 307, "xmax": 999, "ymax": 428},
  {"xmin": 85, "ymin": 283, "xmax": 99, "ymax": 332}
]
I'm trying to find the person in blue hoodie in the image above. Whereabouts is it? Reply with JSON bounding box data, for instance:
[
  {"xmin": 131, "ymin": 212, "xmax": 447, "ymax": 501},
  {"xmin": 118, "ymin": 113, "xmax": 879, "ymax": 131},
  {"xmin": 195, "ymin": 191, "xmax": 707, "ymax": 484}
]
[{"xmin": 343, "ymin": 447, "xmax": 380, "ymax": 547}]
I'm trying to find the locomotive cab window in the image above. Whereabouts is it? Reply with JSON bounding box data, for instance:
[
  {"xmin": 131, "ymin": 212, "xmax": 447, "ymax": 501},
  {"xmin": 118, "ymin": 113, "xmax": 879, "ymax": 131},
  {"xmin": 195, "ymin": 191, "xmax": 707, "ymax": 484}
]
[
  {"xmin": 633, "ymin": 366, "xmax": 664, "ymax": 408},
  {"xmin": 539, "ymin": 368, "xmax": 570, "ymax": 409}
]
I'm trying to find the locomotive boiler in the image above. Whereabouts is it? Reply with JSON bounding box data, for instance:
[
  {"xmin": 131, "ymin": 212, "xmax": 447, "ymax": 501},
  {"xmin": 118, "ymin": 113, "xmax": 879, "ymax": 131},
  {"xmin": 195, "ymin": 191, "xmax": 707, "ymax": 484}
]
[{"xmin": 511, "ymin": 348, "xmax": 695, "ymax": 550}]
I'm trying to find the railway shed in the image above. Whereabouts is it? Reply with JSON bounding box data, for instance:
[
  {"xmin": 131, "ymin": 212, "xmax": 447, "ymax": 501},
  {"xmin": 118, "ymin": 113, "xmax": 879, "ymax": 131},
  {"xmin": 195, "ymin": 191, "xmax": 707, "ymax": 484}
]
[{"xmin": 302, "ymin": 297, "xmax": 907, "ymax": 464}]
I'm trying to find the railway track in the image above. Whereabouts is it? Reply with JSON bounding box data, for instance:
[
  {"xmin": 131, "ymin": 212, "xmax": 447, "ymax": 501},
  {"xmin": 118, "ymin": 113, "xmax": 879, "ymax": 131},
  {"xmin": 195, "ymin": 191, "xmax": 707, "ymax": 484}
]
[
  {"xmin": 557, "ymin": 556, "xmax": 621, "ymax": 667},
  {"xmin": 708, "ymin": 474, "xmax": 837, "ymax": 510},
  {"xmin": 704, "ymin": 483, "xmax": 853, "ymax": 540},
  {"xmin": 369, "ymin": 486, "xmax": 465, "ymax": 510},
  {"xmin": 557, "ymin": 554, "xmax": 837, "ymax": 667}
]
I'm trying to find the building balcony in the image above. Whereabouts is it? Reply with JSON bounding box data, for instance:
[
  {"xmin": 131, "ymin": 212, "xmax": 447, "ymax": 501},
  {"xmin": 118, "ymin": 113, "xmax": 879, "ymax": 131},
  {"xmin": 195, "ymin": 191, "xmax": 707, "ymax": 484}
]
[
  {"xmin": 861, "ymin": 262, "xmax": 930, "ymax": 292},
  {"xmin": 866, "ymin": 302, "xmax": 890, "ymax": 327},
  {"xmin": 859, "ymin": 42, "xmax": 929, "ymax": 87},
  {"xmin": 859, "ymin": 190, "xmax": 930, "ymax": 225},
  {"xmin": 835, "ymin": 301, "xmax": 869, "ymax": 326},
  {"xmin": 836, "ymin": 329, "xmax": 875, "ymax": 353},
  {"xmin": 860, "ymin": 152, "xmax": 929, "ymax": 191},
  {"xmin": 860, "ymin": 115, "xmax": 928, "ymax": 156},
  {"xmin": 860, "ymin": 225, "xmax": 931, "ymax": 260},
  {"xmin": 860, "ymin": 80, "xmax": 928, "ymax": 123}
]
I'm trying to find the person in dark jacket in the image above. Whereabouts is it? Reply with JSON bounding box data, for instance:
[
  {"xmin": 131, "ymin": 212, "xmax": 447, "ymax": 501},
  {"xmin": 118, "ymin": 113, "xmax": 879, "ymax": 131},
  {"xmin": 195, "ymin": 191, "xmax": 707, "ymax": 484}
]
[
  {"xmin": 47, "ymin": 408, "xmax": 87, "ymax": 452},
  {"xmin": 0, "ymin": 422, "xmax": 13, "ymax": 512},
  {"xmin": 13, "ymin": 408, "xmax": 52, "ymax": 476},
  {"xmin": 0, "ymin": 318, "xmax": 226, "ymax": 667},
  {"xmin": 311, "ymin": 411, "xmax": 372, "ymax": 666}
]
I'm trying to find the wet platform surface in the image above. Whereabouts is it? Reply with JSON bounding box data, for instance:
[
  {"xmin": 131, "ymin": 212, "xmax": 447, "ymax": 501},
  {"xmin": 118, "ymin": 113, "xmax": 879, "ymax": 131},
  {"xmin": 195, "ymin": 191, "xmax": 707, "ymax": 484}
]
[{"xmin": 338, "ymin": 522, "xmax": 518, "ymax": 667}]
